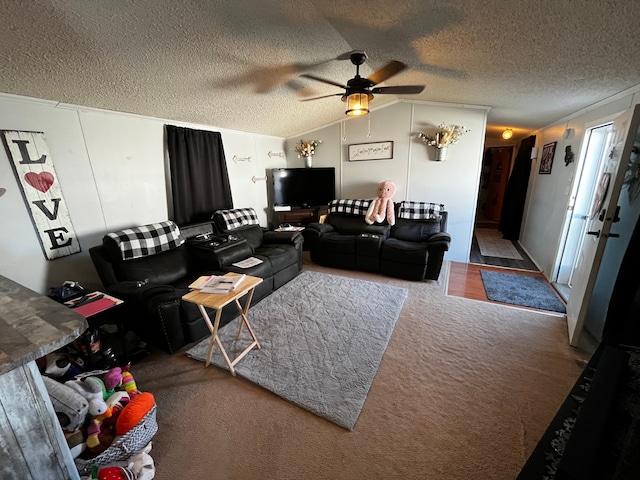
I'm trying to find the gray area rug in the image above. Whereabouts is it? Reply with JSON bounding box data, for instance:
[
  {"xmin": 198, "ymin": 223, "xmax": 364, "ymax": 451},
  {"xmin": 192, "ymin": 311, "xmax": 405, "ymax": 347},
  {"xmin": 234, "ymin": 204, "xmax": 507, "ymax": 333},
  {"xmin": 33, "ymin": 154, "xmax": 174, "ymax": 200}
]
[
  {"xmin": 186, "ymin": 271, "xmax": 408, "ymax": 430},
  {"xmin": 480, "ymin": 270, "xmax": 566, "ymax": 313}
]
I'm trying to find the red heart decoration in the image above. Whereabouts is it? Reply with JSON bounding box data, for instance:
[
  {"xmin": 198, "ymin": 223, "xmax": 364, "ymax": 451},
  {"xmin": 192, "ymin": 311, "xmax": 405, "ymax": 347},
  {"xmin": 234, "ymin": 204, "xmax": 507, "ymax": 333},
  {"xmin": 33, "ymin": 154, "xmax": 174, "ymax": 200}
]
[{"xmin": 24, "ymin": 172, "xmax": 55, "ymax": 193}]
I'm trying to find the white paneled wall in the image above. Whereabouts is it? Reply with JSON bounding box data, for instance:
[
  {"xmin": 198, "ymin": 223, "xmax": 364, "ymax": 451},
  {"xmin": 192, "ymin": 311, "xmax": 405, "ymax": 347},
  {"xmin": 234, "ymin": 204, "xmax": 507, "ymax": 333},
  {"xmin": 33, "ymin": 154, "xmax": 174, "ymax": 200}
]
[
  {"xmin": 286, "ymin": 101, "xmax": 489, "ymax": 262},
  {"xmin": 0, "ymin": 94, "xmax": 285, "ymax": 293}
]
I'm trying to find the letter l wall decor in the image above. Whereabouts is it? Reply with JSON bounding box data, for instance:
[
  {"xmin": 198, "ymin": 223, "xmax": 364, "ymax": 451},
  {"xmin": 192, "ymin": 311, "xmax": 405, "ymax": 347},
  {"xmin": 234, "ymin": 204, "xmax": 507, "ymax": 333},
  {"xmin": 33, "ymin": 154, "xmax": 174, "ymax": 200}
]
[{"xmin": 2, "ymin": 130, "xmax": 81, "ymax": 259}]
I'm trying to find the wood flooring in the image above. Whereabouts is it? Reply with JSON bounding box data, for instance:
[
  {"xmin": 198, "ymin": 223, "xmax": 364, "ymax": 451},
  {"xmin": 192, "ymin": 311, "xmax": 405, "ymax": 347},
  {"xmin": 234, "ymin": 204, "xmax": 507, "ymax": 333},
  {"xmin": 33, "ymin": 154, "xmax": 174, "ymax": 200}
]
[
  {"xmin": 446, "ymin": 261, "xmax": 566, "ymax": 316},
  {"xmin": 447, "ymin": 225, "xmax": 561, "ymax": 315},
  {"xmin": 447, "ymin": 261, "xmax": 545, "ymax": 301}
]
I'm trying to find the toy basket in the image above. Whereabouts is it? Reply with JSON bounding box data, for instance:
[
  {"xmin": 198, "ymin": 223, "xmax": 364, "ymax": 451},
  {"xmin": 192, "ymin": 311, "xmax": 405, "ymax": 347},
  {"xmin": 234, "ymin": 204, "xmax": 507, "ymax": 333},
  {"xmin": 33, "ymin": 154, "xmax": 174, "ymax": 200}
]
[{"xmin": 74, "ymin": 404, "xmax": 158, "ymax": 476}]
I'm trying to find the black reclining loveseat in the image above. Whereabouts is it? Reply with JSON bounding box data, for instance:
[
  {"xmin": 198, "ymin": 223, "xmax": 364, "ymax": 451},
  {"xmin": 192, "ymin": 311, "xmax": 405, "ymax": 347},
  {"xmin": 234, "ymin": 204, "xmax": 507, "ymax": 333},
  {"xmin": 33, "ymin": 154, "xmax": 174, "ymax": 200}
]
[
  {"xmin": 305, "ymin": 199, "xmax": 450, "ymax": 281},
  {"xmin": 89, "ymin": 208, "xmax": 303, "ymax": 354},
  {"xmin": 303, "ymin": 199, "xmax": 390, "ymax": 273}
]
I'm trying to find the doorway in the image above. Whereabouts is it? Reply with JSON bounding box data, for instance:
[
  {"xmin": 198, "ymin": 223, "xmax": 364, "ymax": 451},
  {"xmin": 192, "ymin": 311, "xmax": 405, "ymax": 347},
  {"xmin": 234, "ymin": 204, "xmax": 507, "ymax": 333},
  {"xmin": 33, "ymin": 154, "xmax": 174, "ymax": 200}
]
[
  {"xmin": 477, "ymin": 146, "xmax": 513, "ymax": 226},
  {"xmin": 471, "ymin": 146, "xmax": 538, "ymax": 270},
  {"xmin": 552, "ymin": 123, "xmax": 614, "ymax": 299}
]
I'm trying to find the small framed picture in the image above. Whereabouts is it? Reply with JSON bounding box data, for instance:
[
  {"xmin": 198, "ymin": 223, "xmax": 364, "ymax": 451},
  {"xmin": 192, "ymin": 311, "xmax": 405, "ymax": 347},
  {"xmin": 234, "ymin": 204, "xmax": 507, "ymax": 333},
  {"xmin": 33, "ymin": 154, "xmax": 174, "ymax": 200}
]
[
  {"xmin": 348, "ymin": 141, "xmax": 394, "ymax": 161},
  {"xmin": 539, "ymin": 142, "xmax": 557, "ymax": 174}
]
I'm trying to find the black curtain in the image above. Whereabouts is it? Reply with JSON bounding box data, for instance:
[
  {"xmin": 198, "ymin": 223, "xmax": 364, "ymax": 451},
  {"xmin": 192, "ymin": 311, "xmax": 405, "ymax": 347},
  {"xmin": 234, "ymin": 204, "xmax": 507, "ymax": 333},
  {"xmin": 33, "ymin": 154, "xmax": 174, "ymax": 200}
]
[
  {"xmin": 499, "ymin": 134, "xmax": 536, "ymax": 240},
  {"xmin": 166, "ymin": 125, "xmax": 233, "ymax": 226}
]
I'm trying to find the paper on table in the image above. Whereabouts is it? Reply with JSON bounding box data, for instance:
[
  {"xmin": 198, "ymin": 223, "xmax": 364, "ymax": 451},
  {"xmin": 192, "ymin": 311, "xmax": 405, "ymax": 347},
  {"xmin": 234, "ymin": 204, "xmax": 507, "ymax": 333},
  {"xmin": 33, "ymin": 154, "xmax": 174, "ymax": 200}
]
[
  {"xmin": 232, "ymin": 257, "xmax": 263, "ymax": 268},
  {"xmin": 189, "ymin": 275, "xmax": 215, "ymax": 289},
  {"xmin": 201, "ymin": 274, "xmax": 246, "ymax": 294}
]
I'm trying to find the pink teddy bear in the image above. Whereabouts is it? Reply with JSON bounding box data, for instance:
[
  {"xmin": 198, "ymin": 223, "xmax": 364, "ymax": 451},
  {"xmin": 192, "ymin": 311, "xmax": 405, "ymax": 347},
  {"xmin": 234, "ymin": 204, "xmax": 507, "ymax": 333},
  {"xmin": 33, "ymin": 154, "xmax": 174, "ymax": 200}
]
[{"xmin": 365, "ymin": 180, "xmax": 396, "ymax": 226}]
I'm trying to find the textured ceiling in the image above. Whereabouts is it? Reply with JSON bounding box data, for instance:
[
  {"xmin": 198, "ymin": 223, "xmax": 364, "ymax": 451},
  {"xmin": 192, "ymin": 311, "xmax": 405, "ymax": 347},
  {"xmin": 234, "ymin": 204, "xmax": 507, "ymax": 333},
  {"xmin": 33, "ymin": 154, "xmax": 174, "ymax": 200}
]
[{"xmin": 2, "ymin": 0, "xmax": 639, "ymax": 141}]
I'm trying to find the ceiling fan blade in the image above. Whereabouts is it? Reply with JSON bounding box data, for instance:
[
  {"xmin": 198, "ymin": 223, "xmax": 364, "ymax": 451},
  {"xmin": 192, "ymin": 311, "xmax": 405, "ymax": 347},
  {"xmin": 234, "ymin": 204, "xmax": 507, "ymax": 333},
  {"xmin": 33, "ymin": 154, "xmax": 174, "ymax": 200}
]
[
  {"xmin": 335, "ymin": 50, "xmax": 362, "ymax": 61},
  {"xmin": 300, "ymin": 93, "xmax": 344, "ymax": 102},
  {"xmin": 300, "ymin": 73, "xmax": 347, "ymax": 89},
  {"xmin": 371, "ymin": 85, "xmax": 425, "ymax": 95},
  {"xmin": 367, "ymin": 60, "xmax": 406, "ymax": 85}
]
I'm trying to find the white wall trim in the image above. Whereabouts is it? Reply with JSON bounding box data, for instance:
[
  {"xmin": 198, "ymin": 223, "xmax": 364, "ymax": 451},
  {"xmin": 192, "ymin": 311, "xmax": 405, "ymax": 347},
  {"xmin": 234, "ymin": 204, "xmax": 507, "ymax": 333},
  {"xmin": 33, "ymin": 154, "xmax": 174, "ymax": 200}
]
[
  {"xmin": 538, "ymin": 84, "xmax": 640, "ymax": 131},
  {"xmin": 406, "ymin": 104, "xmax": 415, "ymax": 198},
  {"xmin": 0, "ymin": 92, "xmax": 285, "ymax": 140},
  {"xmin": 290, "ymin": 98, "xmax": 492, "ymax": 139},
  {"xmin": 0, "ymin": 92, "xmax": 59, "ymax": 106},
  {"xmin": 398, "ymin": 98, "xmax": 491, "ymax": 112}
]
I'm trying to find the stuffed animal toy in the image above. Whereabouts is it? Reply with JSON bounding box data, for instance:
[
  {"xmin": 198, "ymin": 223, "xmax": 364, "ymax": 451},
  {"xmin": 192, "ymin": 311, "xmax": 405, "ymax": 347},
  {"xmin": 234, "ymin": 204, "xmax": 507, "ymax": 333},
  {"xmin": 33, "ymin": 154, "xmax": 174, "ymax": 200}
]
[
  {"xmin": 44, "ymin": 352, "xmax": 83, "ymax": 380},
  {"xmin": 120, "ymin": 365, "xmax": 140, "ymax": 398},
  {"xmin": 116, "ymin": 392, "xmax": 155, "ymax": 436},
  {"xmin": 65, "ymin": 377, "xmax": 108, "ymax": 416},
  {"xmin": 64, "ymin": 429, "xmax": 85, "ymax": 458},
  {"xmin": 90, "ymin": 465, "xmax": 136, "ymax": 480},
  {"xmin": 365, "ymin": 180, "xmax": 396, "ymax": 226},
  {"xmin": 102, "ymin": 367, "xmax": 123, "ymax": 397},
  {"xmin": 86, "ymin": 407, "xmax": 113, "ymax": 449},
  {"xmin": 42, "ymin": 375, "xmax": 89, "ymax": 432},
  {"xmin": 86, "ymin": 391, "xmax": 130, "ymax": 452},
  {"xmin": 127, "ymin": 441, "xmax": 155, "ymax": 480}
]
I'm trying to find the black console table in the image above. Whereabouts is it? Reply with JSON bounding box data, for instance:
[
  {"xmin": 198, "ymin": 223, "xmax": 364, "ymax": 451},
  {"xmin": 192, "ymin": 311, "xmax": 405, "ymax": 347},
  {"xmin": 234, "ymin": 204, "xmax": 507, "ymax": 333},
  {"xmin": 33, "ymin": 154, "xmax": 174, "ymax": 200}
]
[
  {"xmin": 274, "ymin": 207, "xmax": 321, "ymax": 227},
  {"xmin": 187, "ymin": 234, "xmax": 251, "ymax": 269}
]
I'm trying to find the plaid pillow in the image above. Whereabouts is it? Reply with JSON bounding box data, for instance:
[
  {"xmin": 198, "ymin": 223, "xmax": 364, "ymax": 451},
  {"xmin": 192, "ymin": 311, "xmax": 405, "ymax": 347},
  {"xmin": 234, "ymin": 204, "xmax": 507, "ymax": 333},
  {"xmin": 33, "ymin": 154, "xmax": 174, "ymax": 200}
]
[
  {"xmin": 214, "ymin": 208, "xmax": 260, "ymax": 231},
  {"xmin": 328, "ymin": 199, "xmax": 371, "ymax": 216},
  {"xmin": 106, "ymin": 221, "xmax": 184, "ymax": 260},
  {"xmin": 398, "ymin": 201, "xmax": 445, "ymax": 221}
]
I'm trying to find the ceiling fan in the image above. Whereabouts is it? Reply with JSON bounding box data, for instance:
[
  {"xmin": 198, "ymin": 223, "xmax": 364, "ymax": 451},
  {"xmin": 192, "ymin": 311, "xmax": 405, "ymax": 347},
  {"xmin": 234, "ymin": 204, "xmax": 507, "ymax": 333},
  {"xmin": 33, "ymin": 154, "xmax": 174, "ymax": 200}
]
[{"xmin": 301, "ymin": 51, "xmax": 425, "ymax": 116}]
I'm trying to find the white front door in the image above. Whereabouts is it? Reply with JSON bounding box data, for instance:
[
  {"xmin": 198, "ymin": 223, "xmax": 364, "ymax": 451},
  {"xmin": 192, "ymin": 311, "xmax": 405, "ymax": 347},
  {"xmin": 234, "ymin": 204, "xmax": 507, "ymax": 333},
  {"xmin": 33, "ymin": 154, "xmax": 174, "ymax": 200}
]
[{"xmin": 566, "ymin": 104, "xmax": 640, "ymax": 346}]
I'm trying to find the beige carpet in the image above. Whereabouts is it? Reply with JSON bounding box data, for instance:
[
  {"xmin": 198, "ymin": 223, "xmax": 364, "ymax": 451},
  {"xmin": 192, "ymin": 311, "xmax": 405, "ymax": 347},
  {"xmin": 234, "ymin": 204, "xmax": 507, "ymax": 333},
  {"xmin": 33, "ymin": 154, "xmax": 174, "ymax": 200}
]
[
  {"xmin": 475, "ymin": 228, "xmax": 524, "ymax": 260},
  {"xmin": 132, "ymin": 256, "xmax": 589, "ymax": 480}
]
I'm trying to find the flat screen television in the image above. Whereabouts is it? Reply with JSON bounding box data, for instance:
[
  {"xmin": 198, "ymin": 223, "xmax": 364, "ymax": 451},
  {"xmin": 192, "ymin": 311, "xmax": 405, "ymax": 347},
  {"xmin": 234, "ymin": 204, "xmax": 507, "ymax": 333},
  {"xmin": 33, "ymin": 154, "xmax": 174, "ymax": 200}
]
[{"xmin": 272, "ymin": 167, "xmax": 336, "ymax": 207}]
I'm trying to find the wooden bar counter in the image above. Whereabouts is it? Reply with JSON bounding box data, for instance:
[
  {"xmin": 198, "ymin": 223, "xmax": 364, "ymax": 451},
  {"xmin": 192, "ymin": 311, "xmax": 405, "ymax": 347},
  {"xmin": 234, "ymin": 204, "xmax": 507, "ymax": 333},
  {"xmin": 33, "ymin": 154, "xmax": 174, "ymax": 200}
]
[{"xmin": 0, "ymin": 274, "xmax": 88, "ymax": 480}]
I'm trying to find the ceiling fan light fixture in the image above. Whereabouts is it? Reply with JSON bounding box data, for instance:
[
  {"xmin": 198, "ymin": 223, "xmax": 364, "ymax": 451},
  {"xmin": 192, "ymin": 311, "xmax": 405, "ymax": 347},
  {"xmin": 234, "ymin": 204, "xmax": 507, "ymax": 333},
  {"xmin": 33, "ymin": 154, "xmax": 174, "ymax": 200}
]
[
  {"xmin": 502, "ymin": 128, "xmax": 513, "ymax": 140},
  {"xmin": 346, "ymin": 93, "xmax": 370, "ymax": 116}
]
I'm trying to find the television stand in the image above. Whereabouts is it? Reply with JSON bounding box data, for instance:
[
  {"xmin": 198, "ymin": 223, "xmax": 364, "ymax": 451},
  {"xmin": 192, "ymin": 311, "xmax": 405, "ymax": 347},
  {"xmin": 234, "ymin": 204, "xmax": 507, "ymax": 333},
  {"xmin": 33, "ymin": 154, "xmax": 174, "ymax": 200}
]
[{"xmin": 274, "ymin": 207, "xmax": 320, "ymax": 227}]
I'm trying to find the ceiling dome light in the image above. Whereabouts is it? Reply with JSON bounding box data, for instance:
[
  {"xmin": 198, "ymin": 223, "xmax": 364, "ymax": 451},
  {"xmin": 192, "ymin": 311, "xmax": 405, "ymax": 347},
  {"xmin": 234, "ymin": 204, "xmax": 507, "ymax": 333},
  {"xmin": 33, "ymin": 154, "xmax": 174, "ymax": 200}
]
[{"xmin": 502, "ymin": 128, "xmax": 513, "ymax": 140}]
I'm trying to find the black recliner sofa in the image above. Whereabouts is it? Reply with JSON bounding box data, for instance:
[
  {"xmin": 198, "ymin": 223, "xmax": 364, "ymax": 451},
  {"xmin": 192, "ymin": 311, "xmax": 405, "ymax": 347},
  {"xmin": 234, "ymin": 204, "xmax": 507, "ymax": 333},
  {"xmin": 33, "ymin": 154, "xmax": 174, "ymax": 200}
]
[
  {"xmin": 380, "ymin": 201, "xmax": 450, "ymax": 280},
  {"xmin": 305, "ymin": 200, "xmax": 450, "ymax": 280},
  {"xmin": 89, "ymin": 209, "xmax": 303, "ymax": 354},
  {"xmin": 304, "ymin": 199, "xmax": 390, "ymax": 273}
]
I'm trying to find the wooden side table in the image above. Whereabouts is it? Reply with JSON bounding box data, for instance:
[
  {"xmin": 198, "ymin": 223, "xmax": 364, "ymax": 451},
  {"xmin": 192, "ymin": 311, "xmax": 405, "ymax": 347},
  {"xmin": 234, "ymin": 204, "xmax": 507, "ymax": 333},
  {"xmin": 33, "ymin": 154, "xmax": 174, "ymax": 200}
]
[
  {"xmin": 66, "ymin": 292, "xmax": 129, "ymax": 368},
  {"xmin": 182, "ymin": 274, "xmax": 263, "ymax": 375}
]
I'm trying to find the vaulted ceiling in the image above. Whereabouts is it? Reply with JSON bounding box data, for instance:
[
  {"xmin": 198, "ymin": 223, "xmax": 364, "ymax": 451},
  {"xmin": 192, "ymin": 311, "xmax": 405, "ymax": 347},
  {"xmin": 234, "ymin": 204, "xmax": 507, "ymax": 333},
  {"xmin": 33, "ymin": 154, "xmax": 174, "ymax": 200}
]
[{"xmin": 2, "ymin": 0, "xmax": 639, "ymax": 142}]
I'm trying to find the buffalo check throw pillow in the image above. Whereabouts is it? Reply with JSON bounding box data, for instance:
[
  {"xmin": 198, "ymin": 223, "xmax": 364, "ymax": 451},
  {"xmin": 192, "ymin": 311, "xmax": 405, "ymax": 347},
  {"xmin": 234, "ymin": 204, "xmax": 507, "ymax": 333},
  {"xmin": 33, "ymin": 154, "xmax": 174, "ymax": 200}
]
[
  {"xmin": 107, "ymin": 221, "xmax": 185, "ymax": 260},
  {"xmin": 398, "ymin": 202, "xmax": 445, "ymax": 221}
]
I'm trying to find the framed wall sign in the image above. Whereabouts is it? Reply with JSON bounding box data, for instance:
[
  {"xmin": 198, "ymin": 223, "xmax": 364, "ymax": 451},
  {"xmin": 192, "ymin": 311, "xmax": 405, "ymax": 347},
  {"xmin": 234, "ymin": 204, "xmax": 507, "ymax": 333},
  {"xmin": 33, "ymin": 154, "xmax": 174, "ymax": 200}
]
[
  {"xmin": 539, "ymin": 142, "xmax": 557, "ymax": 174},
  {"xmin": 348, "ymin": 141, "xmax": 394, "ymax": 161},
  {"xmin": 2, "ymin": 130, "xmax": 81, "ymax": 259}
]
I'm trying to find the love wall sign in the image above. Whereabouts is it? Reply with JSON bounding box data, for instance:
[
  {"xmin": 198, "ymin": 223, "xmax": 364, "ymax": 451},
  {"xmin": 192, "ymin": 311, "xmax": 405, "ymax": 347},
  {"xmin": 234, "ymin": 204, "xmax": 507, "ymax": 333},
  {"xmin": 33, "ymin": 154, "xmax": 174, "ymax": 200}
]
[{"xmin": 2, "ymin": 130, "xmax": 81, "ymax": 259}]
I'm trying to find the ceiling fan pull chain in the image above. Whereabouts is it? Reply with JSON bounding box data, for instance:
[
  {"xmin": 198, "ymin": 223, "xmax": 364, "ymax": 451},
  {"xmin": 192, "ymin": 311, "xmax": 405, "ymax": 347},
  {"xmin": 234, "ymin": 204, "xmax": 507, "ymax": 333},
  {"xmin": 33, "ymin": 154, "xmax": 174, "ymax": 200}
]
[
  {"xmin": 367, "ymin": 115, "xmax": 371, "ymax": 138},
  {"xmin": 341, "ymin": 121, "xmax": 347, "ymax": 142}
]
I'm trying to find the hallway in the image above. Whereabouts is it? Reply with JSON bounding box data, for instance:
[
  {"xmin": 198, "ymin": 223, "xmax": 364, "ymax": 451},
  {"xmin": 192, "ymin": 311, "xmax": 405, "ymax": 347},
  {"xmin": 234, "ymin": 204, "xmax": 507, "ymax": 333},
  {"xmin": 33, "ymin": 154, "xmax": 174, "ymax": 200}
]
[{"xmin": 470, "ymin": 222, "xmax": 539, "ymax": 272}]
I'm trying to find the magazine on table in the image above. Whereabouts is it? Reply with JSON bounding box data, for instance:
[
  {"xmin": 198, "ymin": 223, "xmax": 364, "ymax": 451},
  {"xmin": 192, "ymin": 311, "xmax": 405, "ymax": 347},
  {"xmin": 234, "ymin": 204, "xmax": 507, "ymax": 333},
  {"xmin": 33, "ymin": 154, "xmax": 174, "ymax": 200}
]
[{"xmin": 189, "ymin": 274, "xmax": 246, "ymax": 294}]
